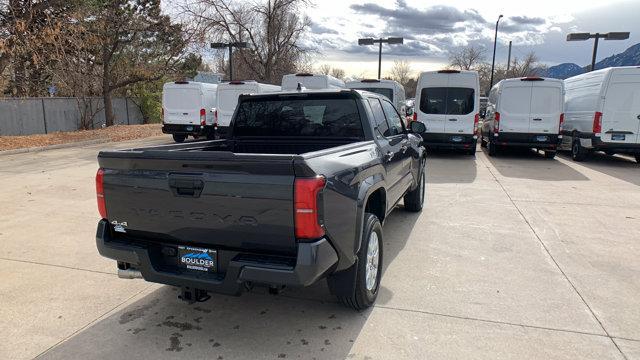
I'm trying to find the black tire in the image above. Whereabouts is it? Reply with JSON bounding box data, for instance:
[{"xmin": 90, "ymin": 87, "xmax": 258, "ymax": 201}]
[
  {"xmin": 635, "ymin": 155, "xmax": 640, "ymax": 164},
  {"xmin": 488, "ymin": 140, "xmax": 498, "ymax": 156},
  {"xmin": 404, "ymin": 162, "xmax": 425, "ymax": 212},
  {"xmin": 480, "ymin": 136, "xmax": 487, "ymax": 148},
  {"xmin": 172, "ymin": 134, "xmax": 186, "ymax": 143},
  {"xmin": 605, "ymin": 151, "xmax": 616, "ymax": 156},
  {"xmin": 571, "ymin": 138, "xmax": 588, "ymax": 162},
  {"xmin": 206, "ymin": 133, "xmax": 217, "ymax": 141},
  {"xmin": 544, "ymin": 150, "xmax": 556, "ymax": 159},
  {"xmin": 337, "ymin": 213, "xmax": 383, "ymax": 311}
]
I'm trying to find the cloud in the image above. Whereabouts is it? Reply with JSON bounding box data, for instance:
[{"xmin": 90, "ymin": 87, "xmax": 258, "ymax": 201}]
[
  {"xmin": 510, "ymin": 16, "xmax": 546, "ymax": 25},
  {"xmin": 309, "ymin": 20, "xmax": 339, "ymax": 35}
]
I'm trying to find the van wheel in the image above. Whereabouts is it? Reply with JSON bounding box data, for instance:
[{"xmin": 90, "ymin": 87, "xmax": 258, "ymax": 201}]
[
  {"xmin": 488, "ymin": 141, "xmax": 498, "ymax": 156},
  {"xmin": 571, "ymin": 139, "xmax": 588, "ymax": 162},
  {"xmin": 480, "ymin": 137, "xmax": 487, "ymax": 148},
  {"xmin": 336, "ymin": 213, "xmax": 383, "ymax": 311},
  {"xmin": 635, "ymin": 155, "xmax": 640, "ymax": 163},
  {"xmin": 172, "ymin": 134, "xmax": 186, "ymax": 143},
  {"xmin": 404, "ymin": 163, "xmax": 425, "ymax": 212},
  {"xmin": 544, "ymin": 150, "xmax": 556, "ymax": 159}
]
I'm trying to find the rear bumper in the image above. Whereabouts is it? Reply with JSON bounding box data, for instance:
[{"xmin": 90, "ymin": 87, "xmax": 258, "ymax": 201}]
[
  {"xmin": 421, "ymin": 133, "xmax": 477, "ymax": 149},
  {"xmin": 491, "ymin": 132, "xmax": 560, "ymax": 149},
  {"xmin": 591, "ymin": 137, "xmax": 640, "ymax": 154},
  {"xmin": 162, "ymin": 124, "xmax": 215, "ymax": 136},
  {"xmin": 95, "ymin": 220, "xmax": 338, "ymax": 295}
]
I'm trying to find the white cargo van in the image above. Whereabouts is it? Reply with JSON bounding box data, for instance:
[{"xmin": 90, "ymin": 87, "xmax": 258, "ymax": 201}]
[
  {"xmin": 162, "ymin": 81, "xmax": 218, "ymax": 142},
  {"xmin": 481, "ymin": 77, "xmax": 564, "ymax": 158},
  {"xmin": 414, "ymin": 70, "xmax": 480, "ymax": 155},
  {"xmin": 346, "ymin": 79, "xmax": 406, "ymax": 111},
  {"xmin": 215, "ymin": 81, "xmax": 281, "ymax": 135},
  {"xmin": 562, "ymin": 66, "xmax": 640, "ymax": 162},
  {"xmin": 281, "ymin": 73, "xmax": 346, "ymax": 91}
]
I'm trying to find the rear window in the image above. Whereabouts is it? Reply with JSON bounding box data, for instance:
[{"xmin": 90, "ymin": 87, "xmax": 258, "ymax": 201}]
[
  {"xmin": 163, "ymin": 88, "xmax": 201, "ymax": 109},
  {"xmin": 234, "ymin": 97, "xmax": 364, "ymax": 138},
  {"xmin": 360, "ymin": 88, "xmax": 394, "ymax": 101},
  {"xmin": 420, "ymin": 87, "xmax": 474, "ymax": 115}
]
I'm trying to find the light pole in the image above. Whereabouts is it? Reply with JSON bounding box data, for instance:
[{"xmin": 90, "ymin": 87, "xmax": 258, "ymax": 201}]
[
  {"xmin": 211, "ymin": 41, "xmax": 249, "ymax": 81},
  {"xmin": 358, "ymin": 37, "xmax": 404, "ymax": 79},
  {"xmin": 566, "ymin": 32, "xmax": 630, "ymax": 71},
  {"xmin": 489, "ymin": 14, "xmax": 503, "ymax": 92}
]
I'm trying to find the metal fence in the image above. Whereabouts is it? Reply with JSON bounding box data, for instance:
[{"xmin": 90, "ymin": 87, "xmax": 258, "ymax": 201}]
[{"xmin": 0, "ymin": 97, "xmax": 144, "ymax": 136}]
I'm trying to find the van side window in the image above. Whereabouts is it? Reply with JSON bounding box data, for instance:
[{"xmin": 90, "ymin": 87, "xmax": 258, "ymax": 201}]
[
  {"xmin": 368, "ymin": 98, "xmax": 389, "ymax": 137},
  {"xmin": 381, "ymin": 99, "xmax": 404, "ymax": 136},
  {"xmin": 420, "ymin": 87, "xmax": 475, "ymax": 115}
]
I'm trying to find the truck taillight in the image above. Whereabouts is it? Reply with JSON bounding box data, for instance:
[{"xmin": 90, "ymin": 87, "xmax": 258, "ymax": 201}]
[
  {"xmin": 413, "ymin": 112, "xmax": 417, "ymax": 122},
  {"xmin": 559, "ymin": 113, "xmax": 564, "ymax": 133},
  {"xmin": 214, "ymin": 109, "xmax": 218, "ymax": 125},
  {"xmin": 473, "ymin": 113, "xmax": 479, "ymax": 134},
  {"xmin": 200, "ymin": 108, "xmax": 206, "ymax": 126},
  {"xmin": 593, "ymin": 111, "xmax": 602, "ymax": 134},
  {"xmin": 494, "ymin": 112, "xmax": 500, "ymax": 134},
  {"xmin": 294, "ymin": 176, "xmax": 326, "ymax": 240},
  {"xmin": 96, "ymin": 168, "xmax": 107, "ymax": 219}
]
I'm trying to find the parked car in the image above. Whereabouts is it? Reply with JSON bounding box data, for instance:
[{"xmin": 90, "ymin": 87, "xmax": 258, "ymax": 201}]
[
  {"xmin": 161, "ymin": 81, "xmax": 218, "ymax": 143},
  {"xmin": 95, "ymin": 89, "xmax": 427, "ymax": 310},
  {"xmin": 414, "ymin": 70, "xmax": 480, "ymax": 155},
  {"xmin": 346, "ymin": 79, "xmax": 406, "ymax": 113},
  {"xmin": 215, "ymin": 81, "xmax": 281, "ymax": 137},
  {"xmin": 481, "ymin": 77, "xmax": 564, "ymax": 159},
  {"xmin": 562, "ymin": 66, "xmax": 640, "ymax": 162},
  {"xmin": 281, "ymin": 73, "xmax": 346, "ymax": 90}
]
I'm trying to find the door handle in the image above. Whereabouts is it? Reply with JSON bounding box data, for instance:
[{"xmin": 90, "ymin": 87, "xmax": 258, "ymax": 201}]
[
  {"xmin": 169, "ymin": 178, "xmax": 204, "ymax": 198},
  {"xmin": 532, "ymin": 118, "xmax": 542, "ymax": 121},
  {"xmin": 448, "ymin": 118, "xmax": 458, "ymax": 121},
  {"xmin": 384, "ymin": 151, "xmax": 395, "ymax": 162},
  {"xmin": 400, "ymin": 145, "xmax": 408, "ymax": 153}
]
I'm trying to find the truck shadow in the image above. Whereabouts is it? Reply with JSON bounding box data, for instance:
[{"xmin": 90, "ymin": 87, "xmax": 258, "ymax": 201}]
[
  {"xmin": 482, "ymin": 147, "xmax": 588, "ymax": 181},
  {"xmin": 558, "ymin": 151, "xmax": 640, "ymax": 186},
  {"xmin": 426, "ymin": 149, "xmax": 478, "ymax": 184},
  {"xmin": 39, "ymin": 211, "xmax": 421, "ymax": 360}
]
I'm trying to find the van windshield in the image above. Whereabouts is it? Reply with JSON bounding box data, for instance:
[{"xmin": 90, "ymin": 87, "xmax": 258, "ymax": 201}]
[
  {"xmin": 420, "ymin": 87, "xmax": 474, "ymax": 115},
  {"xmin": 234, "ymin": 96, "xmax": 364, "ymax": 138},
  {"xmin": 359, "ymin": 88, "xmax": 394, "ymax": 101}
]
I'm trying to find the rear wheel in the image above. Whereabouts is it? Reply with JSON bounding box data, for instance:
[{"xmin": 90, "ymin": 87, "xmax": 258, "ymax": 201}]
[
  {"xmin": 635, "ymin": 155, "xmax": 640, "ymax": 163},
  {"xmin": 480, "ymin": 136, "xmax": 487, "ymax": 148},
  {"xmin": 172, "ymin": 134, "xmax": 186, "ymax": 143},
  {"xmin": 467, "ymin": 146, "xmax": 476, "ymax": 156},
  {"xmin": 404, "ymin": 163, "xmax": 425, "ymax": 212},
  {"xmin": 544, "ymin": 150, "xmax": 556, "ymax": 159},
  {"xmin": 336, "ymin": 213, "xmax": 383, "ymax": 311},
  {"xmin": 605, "ymin": 151, "xmax": 616, "ymax": 156},
  {"xmin": 488, "ymin": 140, "xmax": 498, "ymax": 156},
  {"xmin": 571, "ymin": 138, "xmax": 588, "ymax": 162}
]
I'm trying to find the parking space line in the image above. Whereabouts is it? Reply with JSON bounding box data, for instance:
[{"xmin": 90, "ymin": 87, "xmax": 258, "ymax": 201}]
[
  {"xmin": 478, "ymin": 155, "xmax": 630, "ymax": 360},
  {"xmin": 0, "ymin": 257, "xmax": 115, "ymax": 277}
]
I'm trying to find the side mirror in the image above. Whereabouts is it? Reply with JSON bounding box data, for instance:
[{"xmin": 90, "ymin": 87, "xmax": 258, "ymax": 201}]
[{"xmin": 409, "ymin": 121, "xmax": 426, "ymax": 134}]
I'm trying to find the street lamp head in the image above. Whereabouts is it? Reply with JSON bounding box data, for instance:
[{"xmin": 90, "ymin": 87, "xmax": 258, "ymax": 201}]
[
  {"xmin": 386, "ymin": 37, "xmax": 404, "ymax": 44},
  {"xmin": 605, "ymin": 32, "xmax": 630, "ymax": 40},
  {"xmin": 210, "ymin": 42, "xmax": 227, "ymax": 48},
  {"xmin": 566, "ymin": 33, "xmax": 591, "ymax": 41},
  {"xmin": 358, "ymin": 38, "xmax": 375, "ymax": 46},
  {"xmin": 498, "ymin": 14, "xmax": 503, "ymax": 19}
]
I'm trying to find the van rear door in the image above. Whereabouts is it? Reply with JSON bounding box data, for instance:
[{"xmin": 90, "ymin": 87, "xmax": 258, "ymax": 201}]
[
  {"xmin": 499, "ymin": 83, "xmax": 531, "ymax": 133},
  {"xmin": 601, "ymin": 71, "xmax": 640, "ymax": 144},
  {"xmin": 443, "ymin": 73, "xmax": 477, "ymax": 135},
  {"xmin": 163, "ymin": 85, "xmax": 203, "ymax": 125},
  {"xmin": 529, "ymin": 81, "xmax": 562, "ymax": 134}
]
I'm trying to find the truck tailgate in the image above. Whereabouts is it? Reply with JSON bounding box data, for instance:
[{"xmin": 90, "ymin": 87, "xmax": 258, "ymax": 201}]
[{"xmin": 99, "ymin": 152, "xmax": 297, "ymax": 255}]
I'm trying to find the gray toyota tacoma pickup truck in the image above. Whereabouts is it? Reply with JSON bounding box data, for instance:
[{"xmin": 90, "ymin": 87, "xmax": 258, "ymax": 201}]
[{"xmin": 95, "ymin": 89, "xmax": 427, "ymax": 310}]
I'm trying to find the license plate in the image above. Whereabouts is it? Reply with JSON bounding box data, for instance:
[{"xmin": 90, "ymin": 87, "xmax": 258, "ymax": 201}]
[
  {"xmin": 451, "ymin": 136, "xmax": 463, "ymax": 142},
  {"xmin": 611, "ymin": 134, "xmax": 625, "ymax": 141},
  {"xmin": 186, "ymin": 126, "xmax": 194, "ymax": 131},
  {"xmin": 535, "ymin": 135, "xmax": 549, "ymax": 142},
  {"xmin": 178, "ymin": 246, "xmax": 217, "ymax": 272}
]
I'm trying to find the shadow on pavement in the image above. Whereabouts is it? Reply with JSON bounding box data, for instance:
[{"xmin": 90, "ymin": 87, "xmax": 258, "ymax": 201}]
[
  {"xmin": 426, "ymin": 149, "xmax": 478, "ymax": 184},
  {"xmin": 40, "ymin": 203, "xmax": 422, "ymax": 360},
  {"xmin": 558, "ymin": 151, "xmax": 640, "ymax": 186},
  {"xmin": 483, "ymin": 147, "xmax": 589, "ymax": 181}
]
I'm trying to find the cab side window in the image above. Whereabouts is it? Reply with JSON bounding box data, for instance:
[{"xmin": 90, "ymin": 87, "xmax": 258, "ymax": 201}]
[
  {"xmin": 368, "ymin": 98, "xmax": 389, "ymax": 137},
  {"xmin": 381, "ymin": 99, "xmax": 404, "ymax": 136}
]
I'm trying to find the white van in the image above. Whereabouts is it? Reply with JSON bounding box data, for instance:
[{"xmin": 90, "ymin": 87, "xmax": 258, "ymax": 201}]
[
  {"xmin": 414, "ymin": 70, "xmax": 480, "ymax": 155},
  {"xmin": 562, "ymin": 66, "xmax": 640, "ymax": 162},
  {"xmin": 162, "ymin": 81, "xmax": 218, "ymax": 142},
  {"xmin": 215, "ymin": 81, "xmax": 281, "ymax": 135},
  {"xmin": 481, "ymin": 77, "xmax": 564, "ymax": 158},
  {"xmin": 281, "ymin": 73, "xmax": 346, "ymax": 91},
  {"xmin": 346, "ymin": 79, "xmax": 406, "ymax": 111}
]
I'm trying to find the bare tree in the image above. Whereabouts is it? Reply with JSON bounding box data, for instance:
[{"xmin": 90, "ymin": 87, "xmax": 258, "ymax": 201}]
[
  {"xmin": 180, "ymin": 0, "xmax": 311, "ymax": 84},
  {"xmin": 449, "ymin": 45, "xmax": 486, "ymax": 71},
  {"xmin": 508, "ymin": 52, "xmax": 543, "ymax": 77},
  {"xmin": 330, "ymin": 67, "xmax": 345, "ymax": 80},
  {"xmin": 389, "ymin": 60, "xmax": 411, "ymax": 85},
  {"xmin": 318, "ymin": 63, "xmax": 331, "ymax": 75}
]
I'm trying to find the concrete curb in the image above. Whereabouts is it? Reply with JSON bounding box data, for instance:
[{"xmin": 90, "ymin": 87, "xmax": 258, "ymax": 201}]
[{"xmin": 0, "ymin": 138, "xmax": 110, "ymax": 156}]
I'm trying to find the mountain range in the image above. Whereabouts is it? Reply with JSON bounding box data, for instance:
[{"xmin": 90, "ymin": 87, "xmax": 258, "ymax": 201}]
[{"xmin": 539, "ymin": 42, "xmax": 640, "ymax": 79}]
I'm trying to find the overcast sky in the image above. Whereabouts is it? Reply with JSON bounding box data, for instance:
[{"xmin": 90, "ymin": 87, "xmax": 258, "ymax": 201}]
[{"xmin": 301, "ymin": 0, "xmax": 640, "ymax": 77}]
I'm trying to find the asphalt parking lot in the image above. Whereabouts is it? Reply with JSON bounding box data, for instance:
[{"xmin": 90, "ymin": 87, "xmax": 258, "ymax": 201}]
[{"xmin": 1, "ymin": 137, "xmax": 639, "ymax": 360}]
